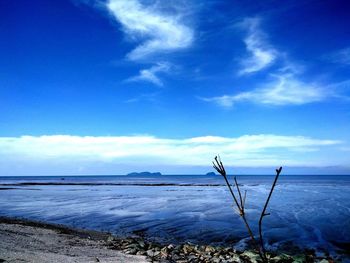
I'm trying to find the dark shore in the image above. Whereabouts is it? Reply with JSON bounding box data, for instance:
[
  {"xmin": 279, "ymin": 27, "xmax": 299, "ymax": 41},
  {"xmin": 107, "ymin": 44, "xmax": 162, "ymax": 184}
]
[{"xmin": 0, "ymin": 216, "xmax": 336, "ymax": 263}]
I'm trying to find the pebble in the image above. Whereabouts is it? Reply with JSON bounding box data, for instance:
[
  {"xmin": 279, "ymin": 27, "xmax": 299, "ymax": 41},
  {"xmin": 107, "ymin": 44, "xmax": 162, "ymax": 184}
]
[{"xmin": 106, "ymin": 236, "xmax": 331, "ymax": 263}]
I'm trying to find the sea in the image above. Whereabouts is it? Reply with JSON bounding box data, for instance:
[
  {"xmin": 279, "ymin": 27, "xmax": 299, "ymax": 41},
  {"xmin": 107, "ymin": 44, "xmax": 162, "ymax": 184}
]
[{"xmin": 0, "ymin": 174, "xmax": 349, "ymax": 260}]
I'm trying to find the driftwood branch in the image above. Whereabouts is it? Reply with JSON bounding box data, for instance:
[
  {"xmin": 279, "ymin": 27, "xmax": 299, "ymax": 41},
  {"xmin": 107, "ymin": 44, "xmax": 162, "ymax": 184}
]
[
  {"xmin": 213, "ymin": 156, "xmax": 259, "ymax": 252},
  {"xmin": 213, "ymin": 156, "xmax": 282, "ymax": 263},
  {"xmin": 258, "ymin": 167, "xmax": 282, "ymax": 260}
]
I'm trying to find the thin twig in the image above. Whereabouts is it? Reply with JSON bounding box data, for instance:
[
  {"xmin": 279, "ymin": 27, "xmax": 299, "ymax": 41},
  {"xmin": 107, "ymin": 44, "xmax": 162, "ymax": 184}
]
[
  {"xmin": 234, "ymin": 177, "xmax": 244, "ymax": 215},
  {"xmin": 213, "ymin": 157, "xmax": 241, "ymax": 210},
  {"xmin": 242, "ymin": 190, "xmax": 247, "ymax": 210}
]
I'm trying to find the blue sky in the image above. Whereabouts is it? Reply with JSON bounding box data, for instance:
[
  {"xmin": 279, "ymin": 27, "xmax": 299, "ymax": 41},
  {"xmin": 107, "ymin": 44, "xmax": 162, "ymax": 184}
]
[{"xmin": 0, "ymin": 0, "xmax": 350, "ymax": 175}]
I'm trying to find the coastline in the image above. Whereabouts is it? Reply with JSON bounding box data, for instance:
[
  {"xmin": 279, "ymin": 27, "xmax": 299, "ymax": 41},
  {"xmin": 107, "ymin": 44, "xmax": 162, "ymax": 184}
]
[{"xmin": 0, "ymin": 216, "xmax": 335, "ymax": 263}]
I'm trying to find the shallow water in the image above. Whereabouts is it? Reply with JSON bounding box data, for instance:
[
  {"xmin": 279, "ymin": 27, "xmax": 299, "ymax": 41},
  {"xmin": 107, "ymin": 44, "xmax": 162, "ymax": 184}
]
[{"xmin": 0, "ymin": 175, "xmax": 349, "ymax": 259}]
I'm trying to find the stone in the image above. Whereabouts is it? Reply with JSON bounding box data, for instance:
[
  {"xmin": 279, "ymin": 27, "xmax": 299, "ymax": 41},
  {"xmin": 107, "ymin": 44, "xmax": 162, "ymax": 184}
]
[
  {"xmin": 147, "ymin": 249, "xmax": 155, "ymax": 257},
  {"xmin": 241, "ymin": 250, "xmax": 260, "ymax": 263},
  {"xmin": 106, "ymin": 235, "xmax": 114, "ymax": 242},
  {"xmin": 292, "ymin": 255, "xmax": 307, "ymax": 263},
  {"xmin": 138, "ymin": 240, "xmax": 146, "ymax": 248},
  {"xmin": 229, "ymin": 254, "xmax": 241, "ymax": 262},
  {"xmin": 183, "ymin": 244, "xmax": 194, "ymax": 254},
  {"xmin": 167, "ymin": 244, "xmax": 175, "ymax": 250},
  {"xmin": 204, "ymin": 245, "xmax": 216, "ymax": 253},
  {"xmin": 124, "ymin": 248, "xmax": 137, "ymax": 255},
  {"xmin": 188, "ymin": 254, "xmax": 197, "ymax": 260},
  {"xmin": 160, "ymin": 247, "xmax": 169, "ymax": 258}
]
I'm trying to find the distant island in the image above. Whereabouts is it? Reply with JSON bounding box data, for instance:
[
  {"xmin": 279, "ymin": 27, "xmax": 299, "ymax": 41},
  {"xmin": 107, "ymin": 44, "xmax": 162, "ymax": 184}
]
[
  {"xmin": 126, "ymin": 171, "xmax": 162, "ymax": 176},
  {"xmin": 206, "ymin": 172, "xmax": 216, "ymax": 176}
]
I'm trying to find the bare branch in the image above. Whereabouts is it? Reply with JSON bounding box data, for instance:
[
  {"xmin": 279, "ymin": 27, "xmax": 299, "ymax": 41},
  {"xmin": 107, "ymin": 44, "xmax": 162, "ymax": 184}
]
[
  {"xmin": 213, "ymin": 156, "xmax": 258, "ymax": 254},
  {"xmin": 242, "ymin": 190, "xmax": 247, "ymax": 210},
  {"xmin": 234, "ymin": 177, "xmax": 244, "ymax": 214},
  {"xmin": 258, "ymin": 166, "xmax": 283, "ymax": 261},
  {"xmin": 213, "ymin": 155, "xmax": 282, "ymax": 263},
  {"xmin": 224, "ymin": 176, "xmax": 241, "ymax": 211}
]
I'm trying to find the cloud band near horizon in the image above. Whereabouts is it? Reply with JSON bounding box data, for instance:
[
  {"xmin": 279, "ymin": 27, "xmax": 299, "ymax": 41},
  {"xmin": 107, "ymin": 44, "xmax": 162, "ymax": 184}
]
[{"xmin": 0, "ymin": 135, "xmax": 346, "ymax": 174}]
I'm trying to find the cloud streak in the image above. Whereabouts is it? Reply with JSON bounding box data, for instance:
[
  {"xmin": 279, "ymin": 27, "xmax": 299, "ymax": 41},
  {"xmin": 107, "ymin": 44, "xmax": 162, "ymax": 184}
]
[
  {"xmin": 238, "ymin": 17, "xmax": 277, "ymax": 75},
  {"xmin": 202, "ymin": 74, "xmax": 328, "ymax": 107},
  {"xmin": 127, "ymin": 62, "xmax": 171, "ymax": 86},
  {"xmin": 202, "ymin": 17, "xmax": 344, "ymax": 107},
  {"xmin": 325, "ymin": 47, "xmax": 350, "ymax": 66},
  {"xmin": 106, "ymin": 0, "xmax": 194, "ymax": 61}
]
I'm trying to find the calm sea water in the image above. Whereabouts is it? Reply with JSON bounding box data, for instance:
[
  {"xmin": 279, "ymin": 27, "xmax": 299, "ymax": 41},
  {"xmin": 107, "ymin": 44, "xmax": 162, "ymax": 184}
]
[{"xmin": 1, "ymin": 174, "xmax": 349, "ymax": 259}]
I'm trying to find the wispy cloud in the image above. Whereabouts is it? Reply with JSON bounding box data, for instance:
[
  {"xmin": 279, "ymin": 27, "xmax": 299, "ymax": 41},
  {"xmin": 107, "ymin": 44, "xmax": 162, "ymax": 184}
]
[
  {"xmin": 0, "ymin": 135, "xmax": 342, "ymax": 173},
  {"xmin": 127, "ymin": 62, "xmax": 171, "ymax": 86},
  {"xmin": 202, "ymin": 73, "xmax": 328, "ymax": 107},
  {"xmin": 238, "ymin": 17, "xmax": 278, "ymax": 75},
  {"xmin": 324, "ymin": 47, "xmax": 350, "ymax": 66},
  {"xmin": 202, "ymin": 16, "xmax": 345, "ymax": 107},
  {"xmin": 106, "ymin": 0, "xmax": 194, "ymax": 61}
]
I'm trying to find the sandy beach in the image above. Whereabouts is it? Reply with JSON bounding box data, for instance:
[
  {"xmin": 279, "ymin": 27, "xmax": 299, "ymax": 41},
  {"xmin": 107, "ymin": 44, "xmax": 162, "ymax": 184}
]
[{"xmin": 0, "ymin": 217, "xmax": 147, "ymax": 263}]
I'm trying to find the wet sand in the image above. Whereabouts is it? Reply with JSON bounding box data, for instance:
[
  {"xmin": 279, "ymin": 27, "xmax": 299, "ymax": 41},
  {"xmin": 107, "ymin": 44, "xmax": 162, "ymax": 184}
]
[{"xmin": 0, "ymin": 217, "xmax": 147, "ymax": 263}]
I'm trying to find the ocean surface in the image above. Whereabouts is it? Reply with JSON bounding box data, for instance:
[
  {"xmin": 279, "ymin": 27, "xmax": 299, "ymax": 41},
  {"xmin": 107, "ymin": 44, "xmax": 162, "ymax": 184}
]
[{"xmin": 1, "ymin": 174, "xmax": 349, "ymax": 259}]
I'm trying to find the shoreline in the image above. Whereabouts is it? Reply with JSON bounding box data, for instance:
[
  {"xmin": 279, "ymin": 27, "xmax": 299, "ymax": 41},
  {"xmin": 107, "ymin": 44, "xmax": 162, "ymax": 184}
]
[{"xmin": 0, "ymin": 216, "xmax": 336, "ymax": 263}]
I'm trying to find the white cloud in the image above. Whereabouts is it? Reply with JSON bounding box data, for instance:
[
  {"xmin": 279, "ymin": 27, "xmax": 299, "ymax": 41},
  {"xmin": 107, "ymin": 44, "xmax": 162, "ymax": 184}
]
[
  {"xmin": 325, "ymin": 47, "xmax": 350, "ymax": 66},
  {"xmin": 238, "ymin": 17, "xmax": 278, "ymax": 75},
  {"xmin": 106, "ymin": 0, "xmax": 193, "ymax": 61},
  {"xmin": 202, "ymin": 74, "xmax": 328, "ymax": 107},
  {"xmin": 0, "ymin": 135, "xmax": 341, "ymax": 170},
  {"xmin": 127, "ymin": 62, "xmax": 171, "ymax": 86}
]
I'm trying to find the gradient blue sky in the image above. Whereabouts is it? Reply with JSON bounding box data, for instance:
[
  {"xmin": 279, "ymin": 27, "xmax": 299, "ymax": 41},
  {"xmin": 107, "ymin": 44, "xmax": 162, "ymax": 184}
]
[{"xmin": 1, "ymin": 0, "xmax": 350, "ymax": 175}]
